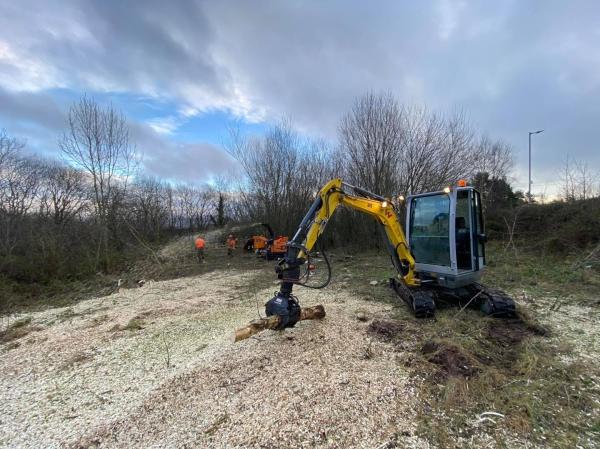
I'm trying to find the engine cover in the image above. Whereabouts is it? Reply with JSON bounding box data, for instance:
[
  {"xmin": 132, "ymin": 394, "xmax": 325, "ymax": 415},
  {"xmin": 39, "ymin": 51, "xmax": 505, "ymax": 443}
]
[{"xmin": 265, "ymin": 294, "xmax": 301, "ymax": 329}]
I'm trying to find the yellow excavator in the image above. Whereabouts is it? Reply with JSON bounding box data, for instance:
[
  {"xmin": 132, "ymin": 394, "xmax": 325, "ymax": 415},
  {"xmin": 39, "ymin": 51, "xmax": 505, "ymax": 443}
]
[{"xmin": 264, "ymin": 178, "xmax": 516, "ymax": 329}]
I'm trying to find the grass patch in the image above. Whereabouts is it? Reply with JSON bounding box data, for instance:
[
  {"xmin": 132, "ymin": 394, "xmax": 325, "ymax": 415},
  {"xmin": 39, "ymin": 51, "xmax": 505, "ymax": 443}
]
[
  {"xmin": 366, "ymin": 307, "xmax": 598, "ymax": 447},
  {"xmin": 0, "ymin": 273, "xmax": 119, "ymax": 315},
  {"xmin": 411, "ymin": 291, "xmax": 597, "ymax": 446},
  {"xmin": 125, "ymin": 242, "xmax": 276, "ymax": 287},
  {"xmin": 485, "ymin": 241, "xmax": 600, "ymax": 306},
  {"xmin": 7, "ymin": 316, "xmax": 32, "ymax": 329},
  {"xmin": 342, "ymin": 245, "xmax": 599, "ymax": 448},
  {"xmin": 1, "ymin": 237, "xmax": 279, "ymax": 315}
]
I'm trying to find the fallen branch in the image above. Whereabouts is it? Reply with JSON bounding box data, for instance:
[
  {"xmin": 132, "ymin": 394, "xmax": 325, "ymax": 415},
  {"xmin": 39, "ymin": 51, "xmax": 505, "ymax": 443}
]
[
  {"xmin": 453, "ymin": 290, "xmax": 484, "ymax": 318},
  {"xmin": 571, "ymin": 242, "xmax": 600, "ymax": 270},
  {"xmin": 233, "ymin": 305, "xmax": 326, "ymax": 342},
  {"xmin": 474, "ymin": 411, "xmax": 505, "ymax": 426}
]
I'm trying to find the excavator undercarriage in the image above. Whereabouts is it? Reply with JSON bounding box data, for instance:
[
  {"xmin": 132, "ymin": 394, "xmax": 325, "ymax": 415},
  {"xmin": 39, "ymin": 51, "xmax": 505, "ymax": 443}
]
[{"xmin": 390, "ymin": 278, "xmax": 516, "ymax": 318}]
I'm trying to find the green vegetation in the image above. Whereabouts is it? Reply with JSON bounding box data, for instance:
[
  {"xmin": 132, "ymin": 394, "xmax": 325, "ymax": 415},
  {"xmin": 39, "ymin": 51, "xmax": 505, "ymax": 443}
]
[
  {"xmin": 412, "ymin": 313, "xmax": 597, "ymax": 448},
  {"xmin": 485, "ymin": 241, "xmax": 600, "ymax": 306},
  {"xmin": 122, "ymin": 318, "xmax": 145, "ymax": 331},
  {"xmin": 341, "ymin": 244, "xmax": 599, "ymax": 448},
  {"xmin": 0, "ymin": 228, "xmax": 275, "ymax": 314}
]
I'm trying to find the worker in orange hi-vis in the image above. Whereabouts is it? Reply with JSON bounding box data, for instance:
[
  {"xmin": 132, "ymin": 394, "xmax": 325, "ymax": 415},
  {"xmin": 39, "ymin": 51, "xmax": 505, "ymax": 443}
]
[
  {"xmin": 195, "ymin": 235, "xmax": 206, "ymax": 264},
  {"xmin": 226, "ymin": 234, "xmax": 237, "ymax": 257}
]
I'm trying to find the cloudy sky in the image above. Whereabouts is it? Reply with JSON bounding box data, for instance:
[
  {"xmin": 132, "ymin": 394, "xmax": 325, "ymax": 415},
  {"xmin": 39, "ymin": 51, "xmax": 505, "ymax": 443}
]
[{"xmin": 0, "ymin": 0, "xmax": 598, "ymax": 196}]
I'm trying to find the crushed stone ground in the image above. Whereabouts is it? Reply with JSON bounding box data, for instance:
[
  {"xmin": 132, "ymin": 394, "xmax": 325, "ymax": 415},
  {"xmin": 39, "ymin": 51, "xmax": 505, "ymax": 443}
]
[
  {"xmin": 0, "ymin": 266, "xmax": 427, "ymax": 448},
  {"xmin": 2, "ymin": 242, "xmax": 599, "ymax": 449}
]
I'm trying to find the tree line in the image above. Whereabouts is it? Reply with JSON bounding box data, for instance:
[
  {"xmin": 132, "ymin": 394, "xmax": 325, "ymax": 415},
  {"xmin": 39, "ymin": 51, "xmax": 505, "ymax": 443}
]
[
  {"xmin": 0, "ymin": 98, "xmax": 236, "ymax": 283},
  {"xmin": 228, "ymin": 93, "xmax": 515, "ymax": 247},
  {"xmin": 1, "ymin": 92, "xmax": 598, "ymax": 287}
]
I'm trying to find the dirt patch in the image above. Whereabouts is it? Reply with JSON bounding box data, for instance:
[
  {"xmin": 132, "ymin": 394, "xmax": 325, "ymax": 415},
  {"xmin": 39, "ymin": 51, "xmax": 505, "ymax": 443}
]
[
  {"xmin": 87, "ymin": 314, "xmax": 110, "ymax": 328},
  {"xmin": 421, "ymin": 341, "xmax": 479, "ymax": 379},
  {"xmin": 367, "ymin": 319, "xmax": 405, "ymax": 341},
  {"xmin": 59, "ymin": 351, "xmax": 94, "ymax": 371},
  {"xmin": 487, "ymin": 317, "xmax": 549, "ymax": 347},
  {"xmin": 110, "ymin": 318, "xmax": 145, "ymax": 332},
  {"xmin": 1, "ymin": 318, "xmax": 44, "ymax": 344},
  {"xmin": 133, "ymin": 307, "xmax": 175, "ymax": 320}
]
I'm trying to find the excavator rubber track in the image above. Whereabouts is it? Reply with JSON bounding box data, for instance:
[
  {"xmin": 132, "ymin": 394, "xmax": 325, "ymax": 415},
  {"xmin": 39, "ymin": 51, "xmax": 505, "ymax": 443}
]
[
  {"xmin": 389, "ymin": 278, "xmax": 436, "ymax": 317},
  {"xmin": 472, "ymin": 283, "xmax": 517, "ymax": 317}
]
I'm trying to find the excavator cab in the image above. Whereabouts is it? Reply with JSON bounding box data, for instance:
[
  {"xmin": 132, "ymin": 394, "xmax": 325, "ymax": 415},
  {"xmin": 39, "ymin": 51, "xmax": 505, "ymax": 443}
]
[{"xmin": 406, "ymin": 186, "xmax": 486, "ymax": 289}]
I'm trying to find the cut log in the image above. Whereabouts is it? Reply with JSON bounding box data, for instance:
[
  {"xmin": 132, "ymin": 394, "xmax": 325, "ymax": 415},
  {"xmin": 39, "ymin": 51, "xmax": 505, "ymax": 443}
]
[{"xmin": 233, "ymin": 305, "xmax": 326, "ymax": 343}]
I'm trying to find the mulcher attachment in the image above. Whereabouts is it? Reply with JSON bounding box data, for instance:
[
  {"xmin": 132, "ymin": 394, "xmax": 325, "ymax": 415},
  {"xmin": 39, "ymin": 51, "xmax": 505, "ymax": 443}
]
[
  {"xmin": 389, "ymin": 278, "xmax": 516, "ymax": 318},
  {"xmin": 265, "ymin": 293, "xmax": 301, "ymax": 329}
]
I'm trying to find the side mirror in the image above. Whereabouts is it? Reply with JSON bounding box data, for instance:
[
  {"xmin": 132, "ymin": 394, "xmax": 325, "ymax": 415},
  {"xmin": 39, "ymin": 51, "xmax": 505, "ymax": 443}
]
[{"xmin": 478, "ymin": 233, "xmax": 488, "ymax": 243}]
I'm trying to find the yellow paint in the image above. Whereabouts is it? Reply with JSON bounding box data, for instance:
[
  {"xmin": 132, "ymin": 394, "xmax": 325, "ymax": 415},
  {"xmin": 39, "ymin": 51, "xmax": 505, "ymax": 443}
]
[{"xmin": 300, "ymin": 179, "xmax": 419, "ymax": 288}]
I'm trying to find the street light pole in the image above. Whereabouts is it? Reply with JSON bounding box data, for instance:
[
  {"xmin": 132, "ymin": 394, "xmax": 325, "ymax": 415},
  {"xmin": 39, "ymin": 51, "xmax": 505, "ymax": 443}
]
[{"xmin": 528, "ymin": 129, "xmax": 544, "ymax": 201}]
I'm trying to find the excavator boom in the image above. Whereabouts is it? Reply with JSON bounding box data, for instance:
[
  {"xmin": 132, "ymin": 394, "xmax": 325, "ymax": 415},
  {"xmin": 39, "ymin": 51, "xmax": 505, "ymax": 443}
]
[{"xmin": 287, "ymin": 178, "xmax": 417, "ymax": 284}]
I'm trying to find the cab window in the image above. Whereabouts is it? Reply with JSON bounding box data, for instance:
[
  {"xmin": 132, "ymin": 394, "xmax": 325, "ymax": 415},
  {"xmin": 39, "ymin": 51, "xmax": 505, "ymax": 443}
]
[{"xmin": 409, "ymin": 194, "xmax": 450, "ymax": 266}]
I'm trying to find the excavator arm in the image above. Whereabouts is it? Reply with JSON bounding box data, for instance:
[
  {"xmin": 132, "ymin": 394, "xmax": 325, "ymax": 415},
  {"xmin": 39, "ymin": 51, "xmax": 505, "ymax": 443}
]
[{"xmin": 265, "ymin": 178, "xmax": 421, "ymax": 328}]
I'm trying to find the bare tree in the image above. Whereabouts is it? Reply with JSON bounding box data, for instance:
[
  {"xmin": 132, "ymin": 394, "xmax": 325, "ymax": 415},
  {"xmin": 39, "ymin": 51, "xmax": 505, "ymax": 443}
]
[
  {"xmin": 129, "ymin": 177, "xmax": 170, "ymax": 240},
  {"xmin": 560, "ymin": 156, "xmax": 599, "ymax": 202},
  {"xmin": 39, "ymin": 161, "xmax": 89, "ymax": 224},
  {"xmin": 338, "ymin": 92, "xmax": 404, "ymax": 196},
  {"xmin": 472, "ymin": 135, "xmax": 513, "ymax": 180},
  {"xmin": 59, "ymin": 96, "xmax": 136, "ymax": 269},
  {"xmin": 338, "ymin": 95, "xmax": 483, "ymax": 197},
  {"xmin": 396, "ymin": 106, "xmax": 449, "ymax": 194},
  {"xmin": 0, "ymin": 129, "xmax": 23, "ymax": 171},
  {"xmin": 164, "ymin": 183, "xmax": 176, "ymax": 230},
  {"xmin": 175, "ymin": 184, "xmax": 213, "ymax": 231},
  {"xmin": 227, "ymin": 119, "xmax": 333, "ymax": 234},
  {"xmin": 0, "ymin": 154, "xmax": 41, "ymax": 217},
  {"xmin": 471, "ymin": 135, "xmax": 514, "ymax": 210},
  {"xmin": 0, "ymin": 135, "xmax": 43, "ymax": 269},
  {"xmin": 0, "ymin": 130, "xmax": 26, "ymax": 201}
]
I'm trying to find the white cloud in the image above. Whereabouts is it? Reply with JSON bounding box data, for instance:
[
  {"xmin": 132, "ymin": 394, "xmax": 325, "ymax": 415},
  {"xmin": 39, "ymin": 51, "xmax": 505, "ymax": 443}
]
[
  {"xmin": 436, "ymin": 0, "xmax": 466, "ymax": 41},
  {"xmin": 0, "ymin": 40, "xmax": 62, "ymax": 91},
  {"xmin": 147, "ymin": 116, "xmax": 180, "ymax": 135},
  {"xmin": 0, "ymin": 0, "xmax": 599, "ymax": 194}
]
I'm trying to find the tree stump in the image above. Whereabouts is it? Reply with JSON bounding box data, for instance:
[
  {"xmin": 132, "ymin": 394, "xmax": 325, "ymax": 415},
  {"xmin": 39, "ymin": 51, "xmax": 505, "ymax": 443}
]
[{"xmin": 233, "ymin": 305, "xmax": 326, "ymax": 342}]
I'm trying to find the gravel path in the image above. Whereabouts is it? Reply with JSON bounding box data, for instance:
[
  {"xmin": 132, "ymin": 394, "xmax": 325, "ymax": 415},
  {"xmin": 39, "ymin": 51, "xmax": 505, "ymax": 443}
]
[{"xmin": 0, "ymin": 268, "xmax": 426, "ymax": 448}]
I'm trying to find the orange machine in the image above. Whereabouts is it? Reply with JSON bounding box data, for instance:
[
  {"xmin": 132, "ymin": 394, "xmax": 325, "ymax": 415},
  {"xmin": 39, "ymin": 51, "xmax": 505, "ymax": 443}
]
[
  {"xmin": 267, "ymin": 235, "xmax": 289, "ymax": 259},
  {"xmin": 251, "ymin": 235, "xmax": 268, "ymax": 251},
  {"xmin": 243, "ymin": 224, "xmax": 271, "ymax": 252},
  {"xmin": 243, "ymin": 223, "xmax": 289, "ymax": 260}
]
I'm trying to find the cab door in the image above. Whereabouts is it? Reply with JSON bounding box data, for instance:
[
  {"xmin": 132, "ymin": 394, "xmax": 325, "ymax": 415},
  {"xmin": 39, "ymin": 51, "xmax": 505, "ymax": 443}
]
[
  {"xmin": 471, "ymin": 189, "xmax": 486, "ymax": 270},
  {"xmin": 455, "ymin": 189, "xmax": 473, "ymax": 271},
  {"xmin": 407, "ymin": 192, "xmax": 453, "ymax": 274},
  {"xmin": 455, "ymin": 188, "xmax": 485, "ymax": 272}
]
